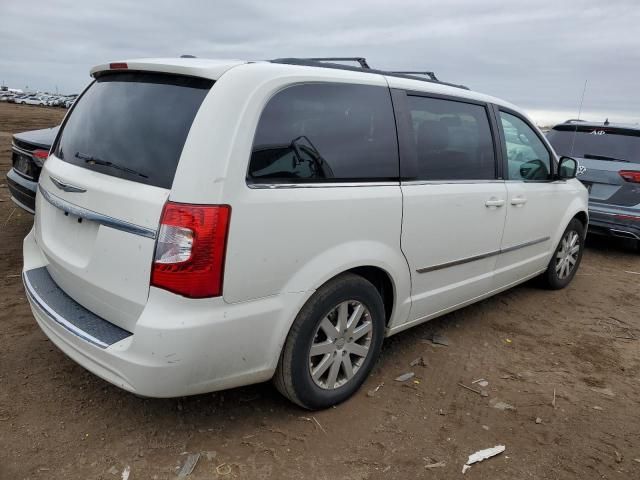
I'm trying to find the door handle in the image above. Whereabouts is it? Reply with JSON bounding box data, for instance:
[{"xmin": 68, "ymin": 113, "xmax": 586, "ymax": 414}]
[
  {"xmin": 511, "ymin": 196, "xmax": 528, "ymax": 206},
  {"xmin": 485, "ymin": 198, "xmax": 505, "ymax": 208}
]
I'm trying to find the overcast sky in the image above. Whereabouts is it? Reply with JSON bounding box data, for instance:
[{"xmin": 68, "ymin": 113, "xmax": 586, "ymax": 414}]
[{"xmin": 2, "ymin": 0, "xmax": 639, "ymax": 125}]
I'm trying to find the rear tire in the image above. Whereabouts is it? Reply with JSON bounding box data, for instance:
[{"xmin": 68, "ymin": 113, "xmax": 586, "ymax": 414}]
[
  {"xmin": 274, "ymin": 273, "xmax": 385, "ymax": 410},
  {"xmin": 542, "ymin": 219, "xmax": 585, "ymax": 289}
]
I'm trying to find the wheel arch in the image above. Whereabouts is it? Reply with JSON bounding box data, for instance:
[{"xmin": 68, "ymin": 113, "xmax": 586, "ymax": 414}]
[
  {"xmin": 343, "ymin": 266, "xmax": 395, "ymax": 327},
  {"xmin": 573, "ymin": 210, "xmax": 588, "ymax": 231}
]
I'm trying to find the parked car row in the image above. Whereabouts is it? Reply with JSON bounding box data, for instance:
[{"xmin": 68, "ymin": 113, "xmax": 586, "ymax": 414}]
[{"xmin": 0, "ymin": 92, "xmax": 77, "ymax": 107}]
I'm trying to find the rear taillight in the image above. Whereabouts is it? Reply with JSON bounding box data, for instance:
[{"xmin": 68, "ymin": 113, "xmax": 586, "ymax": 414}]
[
  {"xmin": 32, "ymin": 149, "xmax": 49, "ymax": 166},
  {"xmin": 619, "ymin": 170, "xmax": 640, "ymax": 183},
  {"xmin": 151, "ymin": 202, "xmax": 231, "ymax": 298}
]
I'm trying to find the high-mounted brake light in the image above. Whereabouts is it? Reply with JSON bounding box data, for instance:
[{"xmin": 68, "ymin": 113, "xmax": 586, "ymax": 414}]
[
  {"xmin": 151, "ymin": 202, "xmax": 231, "ymax": 298},
  {"xmin": 619, "ymin": 170, "xmax": 640, "ymax": 184},
  {"xmin": 109, "ymin": 62, "xmax": 128, "ymax": 70}
]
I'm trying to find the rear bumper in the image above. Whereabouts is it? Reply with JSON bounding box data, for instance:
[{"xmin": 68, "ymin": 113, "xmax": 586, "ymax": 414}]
[
  {"xmin": 6, "ymin": 168, "xmax": 37, "ymax": 213},
  {"xmin": 22, "ymin": 229, "xmax": 308, "ymax": 397},
  {"xmin": 588, "ymin": 202, "xmax": 640, "ymax": 240}
]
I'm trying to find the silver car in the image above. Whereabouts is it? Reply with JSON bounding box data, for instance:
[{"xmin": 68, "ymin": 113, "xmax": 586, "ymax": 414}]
[{"xmin": 547, "ymin": 120, "xmax": 640, "ymax": 249}]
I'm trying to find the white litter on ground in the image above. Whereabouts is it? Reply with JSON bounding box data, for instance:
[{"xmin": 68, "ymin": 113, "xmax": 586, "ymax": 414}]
[
  {"xmin": 121, "ymin": 465, "xmax": 131, "ymax": 480},
  {"xmin": 462, "ymin": 445, "xmax": 505, "ymax": 474}
]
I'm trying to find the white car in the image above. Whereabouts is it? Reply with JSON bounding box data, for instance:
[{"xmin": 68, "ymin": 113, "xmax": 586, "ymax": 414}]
[
  {"xmin": 23, "ymin": 57, "xmax": 588, "ymax": 409},
  {"xmin": 16, "ymin": 96, "xmax": 46, "ymax": 106}
]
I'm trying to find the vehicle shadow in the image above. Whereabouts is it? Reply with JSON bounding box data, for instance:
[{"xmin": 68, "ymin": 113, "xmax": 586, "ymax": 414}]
[{"xmin": 585, "ymin": 233, "xmax": 638, "ymax": 256}]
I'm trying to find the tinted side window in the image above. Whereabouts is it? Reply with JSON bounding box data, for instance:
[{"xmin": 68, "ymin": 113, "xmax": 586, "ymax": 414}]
[
  {"xmin": 249, "ymin": 83, "xmax": 398, "ymax": 182},
  {"xmin": 500, "ymin": 111, "xmax": 552, "ymax": 181},
  {"xmin": 407, "ymin": 96, "xmax": 496, "ymax": 180}
]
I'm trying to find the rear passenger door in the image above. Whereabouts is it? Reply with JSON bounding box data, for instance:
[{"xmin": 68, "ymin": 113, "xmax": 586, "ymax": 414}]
[
  {"xmin": 394, "ymin": 91, "xmax": 507, "ymax": 323},
  {"xmin": 492, "ymin": 108, "xmax": 570, "ymax": 287}
]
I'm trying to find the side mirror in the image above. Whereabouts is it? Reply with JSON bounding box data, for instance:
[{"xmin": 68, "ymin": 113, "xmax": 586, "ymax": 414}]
[{"xmin": 557, "ymin": 156, "xmax": 578, "ymax": 179}]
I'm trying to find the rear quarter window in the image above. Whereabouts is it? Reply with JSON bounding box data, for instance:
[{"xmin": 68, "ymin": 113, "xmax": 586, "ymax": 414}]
[
  {"xmin": 248, "ymin": 83, "xmax": 399, "ymax": 183},
  {"xmin": 54, "ymin": 72, "xmax": 213, "ymax": 189}
]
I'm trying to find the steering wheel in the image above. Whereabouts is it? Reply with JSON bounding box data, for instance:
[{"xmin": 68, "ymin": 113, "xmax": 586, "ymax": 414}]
[{"xmin": 519, "ymin": 159, "xmax": 547, "ymax": 180}]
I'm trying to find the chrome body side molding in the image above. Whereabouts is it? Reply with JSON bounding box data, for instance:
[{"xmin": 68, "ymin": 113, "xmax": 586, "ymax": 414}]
[{"xmin": 416, "ymin": 236, "xmax": 550, "ymax": 274}]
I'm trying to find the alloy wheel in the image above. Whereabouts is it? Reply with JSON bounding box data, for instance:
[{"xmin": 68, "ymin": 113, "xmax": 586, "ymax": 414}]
[
  {"xmin": 308, "ymin": 300, "xmax": 373, "ymax": 390},
  {"xmin": 555, "ymin": 230, "xmax": 580, "ymax": 279}
]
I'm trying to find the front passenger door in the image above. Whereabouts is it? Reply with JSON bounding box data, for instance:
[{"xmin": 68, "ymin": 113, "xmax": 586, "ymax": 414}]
[{"xmin": 493, "ymin": 109, "xmax": 571, "ymax": 288}]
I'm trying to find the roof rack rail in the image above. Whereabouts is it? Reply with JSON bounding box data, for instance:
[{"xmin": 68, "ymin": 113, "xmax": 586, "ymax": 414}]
[
  {"xmin": 303, "ymin": 57, "xmax": 370, "ymax": 69},
  {"xmin": 390, "ymin": 71, "xmax": 439, "ymax": 82},
  {"xmin": 269, "ymin": 57, "xmax": 469, "ymax": 90}
]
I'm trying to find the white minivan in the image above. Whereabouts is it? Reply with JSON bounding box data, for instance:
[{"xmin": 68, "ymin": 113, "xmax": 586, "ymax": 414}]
[{"xmin": 23, "ymin": 57, "xmax": 588, "ymax": 409}]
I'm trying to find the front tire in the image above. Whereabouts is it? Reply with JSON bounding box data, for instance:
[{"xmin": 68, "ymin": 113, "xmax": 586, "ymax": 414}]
[
  {"xmin": 274, "ymin": 273, "xmax": 385, "ymax": 410},
  {"xmin": 542, "ymin": 218, "xmax": 585, "ymax": 289}
]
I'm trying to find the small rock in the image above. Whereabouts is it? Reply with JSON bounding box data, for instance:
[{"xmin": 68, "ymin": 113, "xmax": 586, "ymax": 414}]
[
  {"xmin": 634, "ymin": 458, "xmax": 640, "ymax": 464},
  {"xmin": 478, "ymin": 380, "xmax": 489, "ymax": 388},
  {"xmin": 431, "ymin": 332, "xmax": 450, "ymax": 346},
  {"xmin": 489, "ymin": 398, "xmax": 516, "ymax": 411},
  {"xmin": 410, "ymin": 356, "xmax": 427, "ymax": 367},
  {"xmin": 592, "ymin": 406, "xmax": 603, "ymax": 411},
  {"xmin": 615, "ymin": 451, "xmax": 623, "ymax": 463},
  {"xmin": 107, "ymin": 466, "xmax": 118, "ymax": 476},
  {"xmin": 535, "ymin": 417, "xmax": 542, "ymax": 424},
  {"xmin": 480, "ymin": 391, "xmax": 489, "ymax": 397},
  {"xmin": 590, "ymin": 387, "xmax": 615, "ymax": 398},
  {"xmin": 439, "ymin": 409, "xmax": 446, "ymax": 416},
  {"xmin": 395, "ymin": 372, "xmax": 415, "ymax": 382},
  {"xmin": 482, "ymin": 425, "xmax": 490, "ymax": 431}
]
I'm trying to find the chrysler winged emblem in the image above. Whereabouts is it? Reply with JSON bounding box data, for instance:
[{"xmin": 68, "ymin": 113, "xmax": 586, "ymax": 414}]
[{"xmin": 49, "ymin": 176, "xmax": 87, "ymax": 193}]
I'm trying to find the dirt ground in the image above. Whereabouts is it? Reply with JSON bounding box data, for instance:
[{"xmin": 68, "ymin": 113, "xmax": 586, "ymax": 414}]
[{"xmin": 1, "ymin": 102, "xmax": 639, "ymax": 480}]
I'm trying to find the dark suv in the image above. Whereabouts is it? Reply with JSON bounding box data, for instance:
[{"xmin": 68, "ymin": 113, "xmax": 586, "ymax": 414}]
[
  {"xmin": 547, "ymin": 120, "xmax": 640, "ymax": 248},
  {"xmin": 6, "ymin": 126, "xmax": 58, "ymax": 213}
]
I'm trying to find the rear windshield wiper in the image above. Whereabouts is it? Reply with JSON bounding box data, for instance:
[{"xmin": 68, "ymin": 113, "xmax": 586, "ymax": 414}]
[
  {"xmin": 583, "ymin": 153, "xmax": 630, "ymax": 163},
  {"xmin": 75, "ymin": 152, "xmax": 149, "ymax": 178}
]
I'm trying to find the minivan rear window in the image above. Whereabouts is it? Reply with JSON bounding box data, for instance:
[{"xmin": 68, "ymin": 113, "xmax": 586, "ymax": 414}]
[{"xmin": 53, "ymin": 72, "xmax": 213, "ymax": 189}]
